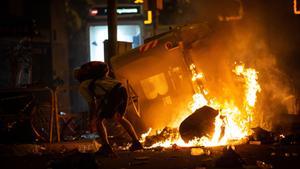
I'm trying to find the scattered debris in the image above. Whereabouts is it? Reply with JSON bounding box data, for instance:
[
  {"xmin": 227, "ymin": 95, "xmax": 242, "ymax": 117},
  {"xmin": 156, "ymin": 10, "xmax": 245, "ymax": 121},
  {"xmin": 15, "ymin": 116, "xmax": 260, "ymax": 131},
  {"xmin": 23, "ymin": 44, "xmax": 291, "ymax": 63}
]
[
  {"xmin": 249, "ymin": 127, "xmax": 274, "ymax": 144},
  {"xmin": 150, "ymin": 146, "xmax": 165, "ymax": 152},
  {"xmin": 32, "ymin": 144, "xmax": 46, "ymax": 155},
  {"xmin": 172, "ymin": 144, "xmax": 180, "ymax": 151},
  {"xmin": 144, "ymin": 127, "xmax": 179, "ymax": 147},
  {"xmin": 189, "ymin": 147, "xmax": 212, "ymax": 156},
  {"xmin": 278, "ymin": 134, "xmax": 300, "ymax": 145},
  {"xmin": 129, "ymin": 160, "xmax": 149, "ymax": 166},
  {"xmin": 76, "ymin": 140, "xmax": 100, "ymax": 153},
  {"xmin": 80, "ymin": 132, "xmax": 99, "ymax": 140},
  {"xmin": 215, "ymin": 146, "xmax": 245, "ymax": 168},
  {"xmin": 256, "ymin": 160, "xmax": 273, "ymax": 169},
  {"xmin": 205, "ymin": 149, "xmax": 211, "ymax": 156},
  {"xmin": 134, "ymin": 156, "xmax": 150, "ymax": 161},
  {"xmin": 249, "ymin": 140, "xmax": 261, "ymax": 145},
  {"xmin": 190, "ymin": 147, "xmax": 205, "ymax": 156},
  {"xmin": 129, "ymin": 155, "xmax": 150, "ymax": 166},
  {"xmin": 59, "ymin": 145, "xmax": 67, "ymax": 154},
  {"xmin": 291, "ymin": 152, "xmax": 298, "ymax": 156}
]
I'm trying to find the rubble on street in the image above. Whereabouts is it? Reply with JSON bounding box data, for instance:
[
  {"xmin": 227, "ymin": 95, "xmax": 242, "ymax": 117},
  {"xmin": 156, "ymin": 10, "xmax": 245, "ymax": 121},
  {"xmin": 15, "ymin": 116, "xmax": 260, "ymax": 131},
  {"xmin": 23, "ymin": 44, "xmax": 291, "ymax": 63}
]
[{"xmin": 1, "ymin": 142, "xmax": 300, "ymax": 169}]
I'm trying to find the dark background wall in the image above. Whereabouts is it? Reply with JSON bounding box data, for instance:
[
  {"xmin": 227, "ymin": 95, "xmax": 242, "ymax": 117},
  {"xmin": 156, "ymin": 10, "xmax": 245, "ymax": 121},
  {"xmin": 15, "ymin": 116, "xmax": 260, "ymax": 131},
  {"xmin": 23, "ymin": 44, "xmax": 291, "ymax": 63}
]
[
  {"xmin": 0, "ymin": 0, "xmax": 299, "ymax": 113},
  {"xmin": 0, "ymin": 0, "xmax": 52, "ymax": 87}
]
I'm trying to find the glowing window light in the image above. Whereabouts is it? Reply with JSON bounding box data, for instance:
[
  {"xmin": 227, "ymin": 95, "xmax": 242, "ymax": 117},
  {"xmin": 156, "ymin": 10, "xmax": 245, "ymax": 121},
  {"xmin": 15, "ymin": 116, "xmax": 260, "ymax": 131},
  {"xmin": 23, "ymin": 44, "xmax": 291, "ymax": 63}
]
[
  {"xmin": 89, "ymin": 9, "xmax": 98, "ymax": 16},
  {"xmin": 144, "ymin": 10, "xmax": 152, "ymax": 24},
  {"xmin": 134, "ymin": 0, "xmax": 143, "ymax": 3},
  {"xmin": 116, "ymin": 8, "xmax": 138, "ymax": 14},
  {"xmin": 294, "ymin": 0, "xmax": 300, "ymax": 14},
  {"xmin": 103, "ymin": 8, "xmax": 139, "ymax": 15}
]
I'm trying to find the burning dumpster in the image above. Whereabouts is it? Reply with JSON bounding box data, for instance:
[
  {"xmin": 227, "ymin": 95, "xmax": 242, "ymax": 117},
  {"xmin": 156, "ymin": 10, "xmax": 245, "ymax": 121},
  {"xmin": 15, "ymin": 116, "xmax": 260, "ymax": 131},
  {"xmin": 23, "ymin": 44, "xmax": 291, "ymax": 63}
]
[
  {"xmin": 110, "ymin": 24, "xmax": 211, "ymax": 131},
  {"xmin": 110, "ymin": 23, "xmax": 265, "ymax": 148}
]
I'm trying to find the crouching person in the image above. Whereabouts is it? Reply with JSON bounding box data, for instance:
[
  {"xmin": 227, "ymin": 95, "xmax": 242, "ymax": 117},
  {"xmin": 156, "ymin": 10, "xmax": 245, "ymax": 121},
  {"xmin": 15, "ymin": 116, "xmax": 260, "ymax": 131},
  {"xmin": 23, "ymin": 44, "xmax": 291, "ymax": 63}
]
[{"xmin": 74, "ymin": 61, "xmax": 143, "ymax": 156}]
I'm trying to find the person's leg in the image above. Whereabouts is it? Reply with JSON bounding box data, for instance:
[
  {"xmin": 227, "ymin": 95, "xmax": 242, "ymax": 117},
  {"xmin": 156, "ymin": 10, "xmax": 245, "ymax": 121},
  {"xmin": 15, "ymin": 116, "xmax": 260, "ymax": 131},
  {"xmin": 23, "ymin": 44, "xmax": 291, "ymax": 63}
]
[
  {"xmin": 90, "ymin": 112, "xmax": 97, "ymax": 133},
  {"xmin": 115, "ymin": 113, "xmax": 139, "ymax": 141},
  {"xmin": 96, "ymin": 117, "xmax": 109, "ymax": 145},
  {"xmin": 96, "ymin": 117, "xmax": 116, "ymax": 156},
  {"xmin": 110, "ymin": 85, "xmax": 143, "ymax": 151},
  {"xmin": 115, "ymin": 113, "xmax": 143, "ymax": 151},
  {"xmin": 113, "ymin": 86, "xmax": 140, "ymax": 141}
]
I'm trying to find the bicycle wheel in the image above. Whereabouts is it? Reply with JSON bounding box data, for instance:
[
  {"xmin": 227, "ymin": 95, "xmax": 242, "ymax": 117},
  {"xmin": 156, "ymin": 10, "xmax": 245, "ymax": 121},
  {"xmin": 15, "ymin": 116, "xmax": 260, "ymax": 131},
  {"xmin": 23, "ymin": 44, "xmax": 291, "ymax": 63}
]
[{"xmin": 30, "ymin": 101, "xmax": 52, "ymax": 142}]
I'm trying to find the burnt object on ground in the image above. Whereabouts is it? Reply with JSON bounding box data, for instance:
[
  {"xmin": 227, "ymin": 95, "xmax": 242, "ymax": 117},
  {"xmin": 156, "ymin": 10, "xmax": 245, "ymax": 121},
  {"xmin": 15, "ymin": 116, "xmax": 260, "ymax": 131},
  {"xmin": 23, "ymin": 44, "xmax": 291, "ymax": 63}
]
[
  {"xmin": 256, "ymin": 160, "xmax": 273, "ymax": 169},
  {"xmin": 249, "ymin": 127, "xmax": 275, "ymax": 144},
  {"xmin": 144, "ymin": 127, "xmax": 179, "ymax": 147},
  {"xmin": 272, "ymin": 113, "xmax": 300, "ymax": 145},
  {"xmin": 215, "ymin": 146, "xmax": 245, "ymax": 168},
  {"xmin": 273, "ymin": 113, "xmax": 300, "ymax": 134},
  {"xmin": 179, "ymin": 106, "xmax": 219, "ymax": 142},
  {"xmin": 278, "ymin": 134, "xmax": 300, "ymax": 145}
]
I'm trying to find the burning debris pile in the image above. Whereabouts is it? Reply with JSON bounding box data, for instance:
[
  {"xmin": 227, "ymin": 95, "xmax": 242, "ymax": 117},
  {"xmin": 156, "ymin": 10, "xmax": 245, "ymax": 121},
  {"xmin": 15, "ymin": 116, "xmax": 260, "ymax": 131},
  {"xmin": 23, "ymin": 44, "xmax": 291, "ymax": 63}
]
[
  {"xmin": 111, "ymin": 24, "xmax": 297, "ymax": 150},
  {"xmin": 143, "ymin": 127, "xmax": 179, "ymax": 147},
  {"xmin": 142, "ymin": 106, "xmax": 220, "ymax": 148},
  {"xmin": 140, "ymin": 63, "xmax": 262, "ymax": 148}
]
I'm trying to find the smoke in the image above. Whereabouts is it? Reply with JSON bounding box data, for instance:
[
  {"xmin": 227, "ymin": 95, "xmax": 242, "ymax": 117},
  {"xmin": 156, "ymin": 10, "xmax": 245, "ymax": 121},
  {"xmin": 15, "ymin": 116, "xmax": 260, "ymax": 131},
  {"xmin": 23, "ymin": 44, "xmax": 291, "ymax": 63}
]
[
  {"xmin": 185, "ymin": 1, "xmax": 297, "ymax": 131},
  {"xmin": 229, "ymin": 26, "xmax": 297, "ymax": 130}
]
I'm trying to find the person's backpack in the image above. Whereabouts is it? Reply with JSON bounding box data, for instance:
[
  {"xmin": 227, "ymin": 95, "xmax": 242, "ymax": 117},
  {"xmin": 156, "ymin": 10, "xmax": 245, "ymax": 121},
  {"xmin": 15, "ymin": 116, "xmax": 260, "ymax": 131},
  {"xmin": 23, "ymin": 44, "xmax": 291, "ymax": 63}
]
[
  {"xmin": 74, "ymin": 61, "xmax": 108, "ymax": 82},
  {"xmin": 88, "ymin": 79, "xmax": 121, "ymax": 101}
]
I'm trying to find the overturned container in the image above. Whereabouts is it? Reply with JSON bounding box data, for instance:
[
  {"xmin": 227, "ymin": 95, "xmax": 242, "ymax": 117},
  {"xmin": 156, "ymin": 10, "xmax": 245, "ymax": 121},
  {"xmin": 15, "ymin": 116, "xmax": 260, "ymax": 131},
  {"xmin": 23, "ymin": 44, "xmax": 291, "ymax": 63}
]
[{"xmin": 110, "ymin": 24, "xmax": 211, "ymax": 130}]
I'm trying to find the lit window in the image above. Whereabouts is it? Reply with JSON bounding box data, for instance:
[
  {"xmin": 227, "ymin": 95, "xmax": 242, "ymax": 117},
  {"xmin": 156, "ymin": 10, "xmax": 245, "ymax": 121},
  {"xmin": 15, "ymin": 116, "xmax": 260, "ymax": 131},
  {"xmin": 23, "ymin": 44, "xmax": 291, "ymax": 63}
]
[
  {"xmin": 140, "ymin": 73, "xmax": 169, "ymax": 100},
  {"xmin": 89, "ymin": 9, "xmax": 98, "ymax": 16},
  {"xmin": 134, "ymin": 0, "xmax": 143, "ymax": 3}
]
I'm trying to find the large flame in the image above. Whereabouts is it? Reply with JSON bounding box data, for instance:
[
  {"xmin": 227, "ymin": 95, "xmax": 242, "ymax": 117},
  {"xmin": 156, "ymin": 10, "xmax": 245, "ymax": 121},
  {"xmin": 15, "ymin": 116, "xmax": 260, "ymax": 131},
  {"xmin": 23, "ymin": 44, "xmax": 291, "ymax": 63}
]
[{"xmin": 140, "ymin": 63, "xmax": 261, "ymax": 148}]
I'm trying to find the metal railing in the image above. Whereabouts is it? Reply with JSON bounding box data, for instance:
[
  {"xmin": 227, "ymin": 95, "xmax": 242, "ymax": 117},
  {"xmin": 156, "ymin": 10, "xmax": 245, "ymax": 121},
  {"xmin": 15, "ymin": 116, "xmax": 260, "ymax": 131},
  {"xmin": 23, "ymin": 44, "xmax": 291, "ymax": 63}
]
[
  {"xmin": 0, "ymin": 87, "xmax": 56, "ymax": 143},
  {"xmin": 0, "ymin": 81, "xmax": 141, "ymax": 144}
]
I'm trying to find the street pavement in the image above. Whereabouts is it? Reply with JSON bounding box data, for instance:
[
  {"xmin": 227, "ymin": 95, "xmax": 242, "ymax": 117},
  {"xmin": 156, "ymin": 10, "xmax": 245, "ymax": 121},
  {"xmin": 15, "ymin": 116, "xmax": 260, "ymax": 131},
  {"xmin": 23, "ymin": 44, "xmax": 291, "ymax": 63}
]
[{"xmin": 1, "ymin": 144, "xmax": 300, "ymax": 169}]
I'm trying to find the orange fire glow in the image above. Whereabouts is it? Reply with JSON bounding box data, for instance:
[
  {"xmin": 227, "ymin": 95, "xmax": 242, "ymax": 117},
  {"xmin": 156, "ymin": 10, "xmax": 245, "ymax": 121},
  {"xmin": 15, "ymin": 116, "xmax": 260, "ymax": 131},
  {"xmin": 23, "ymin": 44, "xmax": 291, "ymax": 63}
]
[
  {"xmin": 140, "ymin": 63, "xmax": 261, "ymax": 148},
  {"xmin": 294, "ymin": 0, "xmax": 300, "ymax": 14},
  {"xmin": 218, "ymin": 0, "xmax": 244, "ymax": 21}
]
